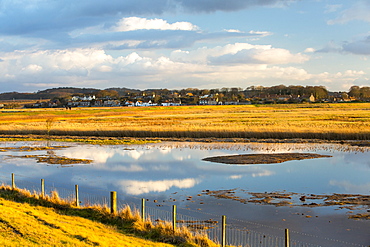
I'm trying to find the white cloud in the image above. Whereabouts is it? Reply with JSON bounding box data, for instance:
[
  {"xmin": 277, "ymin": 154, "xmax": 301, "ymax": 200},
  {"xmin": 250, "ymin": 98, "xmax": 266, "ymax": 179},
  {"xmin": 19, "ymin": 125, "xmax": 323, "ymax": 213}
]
[
  {"xmin": 328, "ymin": 1, "xmax": 370, "ymax": 24},
  {"xmin": 117, "ymin": 178, "xmax": 199, "ymax": 195},
  {"xmin": 172, "ymin": 43, "xmax": 308, "ymax": 65},
  {"xmin": 317, "ymin": 37, "xmax": 370, "ymax": 56},
  {"xmin": 324, "ymin": 4, "xmax": 342, "ymax": 13},
  {"xmin": 250, "ymin": 47, "xmax": 308, "ymax": 64},
  {"xmin": 113, "ymin": 17, "xmax": 199, "ymax": 32},
  {"xmin": 98, "ymin": 65, "xmax": 113, "ymax": 72},
  {"xmin": 175, "ymin": 0, "xmax": 296, "ymax": 13},
  {"xmin": 0, "ymin": 49, "xmax": 111, "ymax": 89},
  {"xmin": 67, "ymin": 18, "xmax": 267, "ymax": 51},
  {"xmin": 342, "ymin": 37, "xmax": 370, "ymax": 55},
  {"xmin": 0, "ymin": 44, "xmax": 366, "ymax": 91},
  {"xmin": 342, "ymin": 70, "xmax": 366, "ymax": 76},
  {"xmin": 316, "ymin": 41, "xmax": 343, "ymax": 53},
  {"xmin": 248, "ymin": 30, "xmax": 272, "ymax": 37},
  {"xmin": 309, "ymin": 69, "xmax": 368, "ymax": 90},
  {"xmin": 0, "ymin": 0, "xmax": 296, "ymax": 39},
  {"xmin": 0, "ymin": 0, "xmax": 367, "ymax": 93},
  {"xmin": 22, "ymin": 64, "xmax": 43, "ymax": 73},
  {"xmin": 224, "ymin": 29, "xmax": 243, "ymax": 33},
  {"xmin": 304, "ymin": 47, "xmax": 316, "ymax": 53}
]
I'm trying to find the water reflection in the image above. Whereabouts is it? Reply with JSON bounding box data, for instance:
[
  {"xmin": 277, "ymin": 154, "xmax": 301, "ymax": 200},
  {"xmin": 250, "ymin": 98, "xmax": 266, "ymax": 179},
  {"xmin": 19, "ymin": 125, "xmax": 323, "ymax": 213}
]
[
  {"xmin": 329, "ymin": 180, "xmax": 370, "ymax": 194},
  {"xmin": 117, "ymin": 178, "xmax": 200, "ymax": 195},
  {"xmin": 1, "ymin": 141, "xmax": 369, "ymax": 198},
  {"xmin": 1, "ymin": 141, "xmax": 369, "ymax": 246}
]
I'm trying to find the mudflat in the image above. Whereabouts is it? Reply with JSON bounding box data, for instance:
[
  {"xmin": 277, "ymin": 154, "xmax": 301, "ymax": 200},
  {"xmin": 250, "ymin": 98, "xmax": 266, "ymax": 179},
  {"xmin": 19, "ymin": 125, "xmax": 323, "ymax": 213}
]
[{"xmin": 202, "ymin": 152, "xmax": 332, "ymax": 164}]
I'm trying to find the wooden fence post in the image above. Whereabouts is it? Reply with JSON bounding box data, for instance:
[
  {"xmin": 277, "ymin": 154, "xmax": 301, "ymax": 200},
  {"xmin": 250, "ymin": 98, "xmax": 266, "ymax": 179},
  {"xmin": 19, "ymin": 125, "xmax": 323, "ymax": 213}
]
[
  {"xmin": 172, "ymin": 205, "xmax": 177, "ymax": 231},
  {"xmin": 41, "ymin": 179, "xmax": 45, "ymax": 197},
  {"xmin": 110, "ymin": 191, "xmax": 117, "ymax": 214},
  {"xmin": 221, "ymin": 215, "xmax": 226, "ymax": 247},
  {"xmin": 75, "ymin": 185, "xmax": 79, "ymax": 207},
  {"xmin": 285, "ymin": 228, "xmax": 290, "ymax": 247},
  {"xmin": 141, "ymin": 198, "xmax": 145, "ymax": 221},
  {"xmin": 11, "ymin": 173, "xmax": 15, "ymax": 189}
]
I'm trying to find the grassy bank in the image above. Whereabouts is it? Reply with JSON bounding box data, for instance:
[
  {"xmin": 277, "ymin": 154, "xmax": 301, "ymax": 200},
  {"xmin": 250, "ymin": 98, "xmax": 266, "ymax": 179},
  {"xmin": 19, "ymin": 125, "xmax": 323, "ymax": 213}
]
[
  {"xmin": 0, "ymin": 186, "xmax": 217, "ymax": 247},
  {"xmin": 1, "ymin": 103, "xmax": 369, "ymax": 140}
]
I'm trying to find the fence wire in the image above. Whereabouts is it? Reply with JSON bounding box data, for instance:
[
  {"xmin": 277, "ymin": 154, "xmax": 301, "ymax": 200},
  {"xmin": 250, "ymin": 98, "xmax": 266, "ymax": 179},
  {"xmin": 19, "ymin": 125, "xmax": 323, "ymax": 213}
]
[{"xmin": 1, "ymin": 173, "xmax": 368, "ymax": 247}]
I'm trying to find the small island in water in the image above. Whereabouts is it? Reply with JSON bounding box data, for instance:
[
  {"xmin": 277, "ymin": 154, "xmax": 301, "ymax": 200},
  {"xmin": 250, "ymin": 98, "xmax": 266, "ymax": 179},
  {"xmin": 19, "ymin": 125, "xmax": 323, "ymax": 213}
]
[{"xmin": 202, "ymin": 153, "xmax": 332, "ymax": 165}]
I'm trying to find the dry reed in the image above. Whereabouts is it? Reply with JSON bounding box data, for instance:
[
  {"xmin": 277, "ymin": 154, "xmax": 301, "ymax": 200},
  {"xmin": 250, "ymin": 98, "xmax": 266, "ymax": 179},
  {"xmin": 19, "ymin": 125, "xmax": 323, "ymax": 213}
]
[{"xmin": 1, "ymin": 103, "xmax": 369, "ymax": 140}]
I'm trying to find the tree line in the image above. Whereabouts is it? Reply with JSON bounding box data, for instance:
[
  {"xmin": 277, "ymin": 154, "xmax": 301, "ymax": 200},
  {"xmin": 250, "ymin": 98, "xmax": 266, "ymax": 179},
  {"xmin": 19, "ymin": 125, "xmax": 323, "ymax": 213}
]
[{"xmin": 1, "ymin": 85, "xmax": 370, "ymax": 108}]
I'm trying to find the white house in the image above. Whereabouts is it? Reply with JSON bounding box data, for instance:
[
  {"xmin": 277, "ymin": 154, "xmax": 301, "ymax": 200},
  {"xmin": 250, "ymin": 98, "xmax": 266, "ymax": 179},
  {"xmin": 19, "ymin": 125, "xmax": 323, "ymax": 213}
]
[{"xmin": 309, "ymin": 94, "xmax": 315, "ymax": 102}]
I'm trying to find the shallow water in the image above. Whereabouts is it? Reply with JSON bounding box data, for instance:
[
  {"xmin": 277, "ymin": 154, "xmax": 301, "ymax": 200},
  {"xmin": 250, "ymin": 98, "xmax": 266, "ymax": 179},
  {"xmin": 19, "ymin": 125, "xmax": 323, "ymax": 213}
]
[{"xmin": 0, "ymin": 141, "xmax": 369, "ymax": 246}]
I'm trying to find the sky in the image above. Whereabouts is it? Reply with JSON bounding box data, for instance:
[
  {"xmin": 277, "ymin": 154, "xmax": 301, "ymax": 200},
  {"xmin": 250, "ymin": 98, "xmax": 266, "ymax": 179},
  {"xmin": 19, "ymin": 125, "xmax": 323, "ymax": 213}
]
[{"xmin": 0, "ymin": 0, "xmax": 369, "ymax": 93}]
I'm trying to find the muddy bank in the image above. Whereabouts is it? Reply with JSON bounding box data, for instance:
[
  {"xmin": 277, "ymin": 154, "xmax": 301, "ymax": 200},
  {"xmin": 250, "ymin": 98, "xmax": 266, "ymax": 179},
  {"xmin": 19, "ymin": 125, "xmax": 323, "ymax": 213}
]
[
  {"xmin": 0, "ymin": 145, "xmax": 92, "ymax": 165},
  {"xmin": 0, "ymin": 134, "xmax": 370, "ymax": 146},
  {"xmin": 202, "ymin": 189, "xmax": 370, "ymax": 220},
  {"xmin": 7, "ymin": 153, "xmax": 93, "ymax": 165},
  {"xmin": 202, "ymin": 153, "xmax": 332, "ymax": 165},
  {"xmin": 0, "ymin": 146, "xmax": 70, "ymax": 152}
]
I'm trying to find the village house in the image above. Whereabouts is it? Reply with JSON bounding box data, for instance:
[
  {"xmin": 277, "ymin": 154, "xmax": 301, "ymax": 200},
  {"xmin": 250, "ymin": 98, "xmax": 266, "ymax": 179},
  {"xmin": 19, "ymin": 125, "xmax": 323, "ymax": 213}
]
[
  {"xmin": 224, "ymin": 101, "xmax": 238, "ymax": 105},
  {"xmin": 199, "ymin": 95, "xmax": 219, "ymax": 105},
  {"xmin": 71, "ymin": 95, "xmax": 96, "ymax": 101},
  {"xmin": 79, "ymin": 101, "xmax": 91, "ymax": 107},
  {"xmin": 124, "ymin": 101, "xmax": 135, "ymax": 107},
  {"xmin": 103, "ymin": 100, "xmax": 121, "ymax": 107},
  {"xmin": 199, "ymin": 98, "xmax": 219, "ymax": 105},
  {"xmin": 125, "ymin": 100, "xmax": 157, "ymax": 107},
  {"xmin": 92, "ymin": 100, "xmax": 103, "ymax": 107},
  {"xmin": 161, "ymin": 102, "xmax": 181, "ymax": 106},
  {"xmin": 309, "ymin": 94, "xmax": 315, "ymax": 102}
]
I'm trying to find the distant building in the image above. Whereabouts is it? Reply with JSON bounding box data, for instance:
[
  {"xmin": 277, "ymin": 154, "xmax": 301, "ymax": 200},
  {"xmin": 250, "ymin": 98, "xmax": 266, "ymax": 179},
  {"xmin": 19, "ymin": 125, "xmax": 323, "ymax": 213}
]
[
  {"xmin": 71, "ymin": 95, "xmax": 96, "ymax": 101},
  {"xmin": 103, "ymin": 100, "xmax": 121, "ymax": 107},
  {"xmin": 199, "ymin": 98, "xmax": 218, "ymax": 105},
  {"xmin": 309, "ymin": 94, "xmax": 315, "ymax": 102}
]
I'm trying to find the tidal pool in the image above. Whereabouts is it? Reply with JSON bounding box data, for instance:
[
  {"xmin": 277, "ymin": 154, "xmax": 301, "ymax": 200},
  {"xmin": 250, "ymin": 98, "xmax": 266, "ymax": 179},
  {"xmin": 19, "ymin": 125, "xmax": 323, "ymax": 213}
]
[{"xmin": 0, "ymin": 141, "xmax": 369, "ymax": 246}]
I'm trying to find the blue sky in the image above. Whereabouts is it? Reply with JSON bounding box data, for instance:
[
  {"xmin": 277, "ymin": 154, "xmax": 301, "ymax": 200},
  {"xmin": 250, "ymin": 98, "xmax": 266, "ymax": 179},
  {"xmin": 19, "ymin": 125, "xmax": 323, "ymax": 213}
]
[{"xmin": 0, "ymin": 0, "xmax": 369, "ymax": 92}]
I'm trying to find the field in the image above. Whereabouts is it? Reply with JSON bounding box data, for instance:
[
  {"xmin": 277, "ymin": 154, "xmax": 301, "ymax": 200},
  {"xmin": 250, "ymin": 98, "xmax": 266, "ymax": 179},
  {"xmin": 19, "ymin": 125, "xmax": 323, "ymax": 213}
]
[{"xmin": 1, "ymin": 103, "xmax": 370, "ymax": 140}]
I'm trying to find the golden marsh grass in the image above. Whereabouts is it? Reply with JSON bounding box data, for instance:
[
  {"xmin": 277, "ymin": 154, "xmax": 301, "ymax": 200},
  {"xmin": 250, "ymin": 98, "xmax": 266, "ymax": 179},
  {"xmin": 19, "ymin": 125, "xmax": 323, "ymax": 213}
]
[{"xmin": 1, "ymin": 103, "xmax": 369, "ymax": 140}]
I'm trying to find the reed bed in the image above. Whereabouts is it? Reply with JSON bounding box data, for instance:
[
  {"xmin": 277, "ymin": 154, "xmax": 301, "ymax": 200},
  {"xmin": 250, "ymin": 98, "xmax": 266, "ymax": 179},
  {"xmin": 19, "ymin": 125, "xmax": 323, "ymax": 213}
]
[{"xmin": 1, "ymin": 103, "xmax": 369, "ymax": 140}]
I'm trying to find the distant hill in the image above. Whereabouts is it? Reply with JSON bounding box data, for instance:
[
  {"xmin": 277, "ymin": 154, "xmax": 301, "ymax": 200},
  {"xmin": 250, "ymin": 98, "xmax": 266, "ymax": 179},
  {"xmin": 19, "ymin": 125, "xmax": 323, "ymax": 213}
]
[
  {"xmin": 0, "ymin": 87, "xmax": 101, "ymax": 100},
  {"xmin": 105, "ymin": 87, "xmax": 141, "ymax": 96},
  {"xmin": 0, "ymin": 87, "xmax": 147, "ymax": 100},
  {"xmin": 1, "ymin": 85, "xmax": 368, "ymax": 103}
]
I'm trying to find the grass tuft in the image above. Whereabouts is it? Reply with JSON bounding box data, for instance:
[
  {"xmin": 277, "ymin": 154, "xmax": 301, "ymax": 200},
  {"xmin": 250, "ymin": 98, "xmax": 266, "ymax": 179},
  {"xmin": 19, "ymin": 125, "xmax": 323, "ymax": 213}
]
[{"xmin": 0, "ymin": 184, "xmax": 218, "ymax": 246}]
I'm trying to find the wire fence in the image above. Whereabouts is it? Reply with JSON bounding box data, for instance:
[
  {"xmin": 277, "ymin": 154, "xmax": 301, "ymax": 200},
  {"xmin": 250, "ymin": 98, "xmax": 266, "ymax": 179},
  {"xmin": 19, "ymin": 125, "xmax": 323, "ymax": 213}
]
[{"xmin": 1, "ymin": 173, "xmax": 368, "ymax": 247}]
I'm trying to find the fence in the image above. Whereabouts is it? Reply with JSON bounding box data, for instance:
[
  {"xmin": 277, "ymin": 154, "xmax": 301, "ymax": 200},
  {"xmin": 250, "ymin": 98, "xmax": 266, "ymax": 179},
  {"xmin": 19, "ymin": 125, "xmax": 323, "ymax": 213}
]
[{"xmin": 1, "ymin": 173, "xmax": 368, "ymax": 247}]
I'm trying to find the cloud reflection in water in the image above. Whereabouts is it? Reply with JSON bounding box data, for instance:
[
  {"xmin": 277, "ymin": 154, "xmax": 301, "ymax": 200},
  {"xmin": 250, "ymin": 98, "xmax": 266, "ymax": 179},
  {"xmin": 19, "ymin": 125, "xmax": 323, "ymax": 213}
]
[
  {"xmin": 2, "ymin": 141, "xmax": 369, "ymax": 198},
  {"xmin": 329, "ymin": 180, "xmax": 370, "ymax": 194},
  {"xmin": 117, "ymin": 178, "xmax": 200, "ymax": 195}
]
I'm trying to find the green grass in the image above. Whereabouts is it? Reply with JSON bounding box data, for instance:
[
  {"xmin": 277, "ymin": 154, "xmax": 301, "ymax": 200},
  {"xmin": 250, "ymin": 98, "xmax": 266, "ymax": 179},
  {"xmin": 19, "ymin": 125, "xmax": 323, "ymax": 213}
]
[{"xmin": 0, "ymin": 185, "xmax": 218, "ymax": 247}]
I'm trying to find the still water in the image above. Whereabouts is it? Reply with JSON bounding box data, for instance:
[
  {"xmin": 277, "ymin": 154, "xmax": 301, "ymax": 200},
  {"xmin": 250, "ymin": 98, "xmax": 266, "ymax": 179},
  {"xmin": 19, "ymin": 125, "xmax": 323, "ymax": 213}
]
[{"xmin": 0, "ymin": 141, "xmax": 369, "ymax": 245}]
